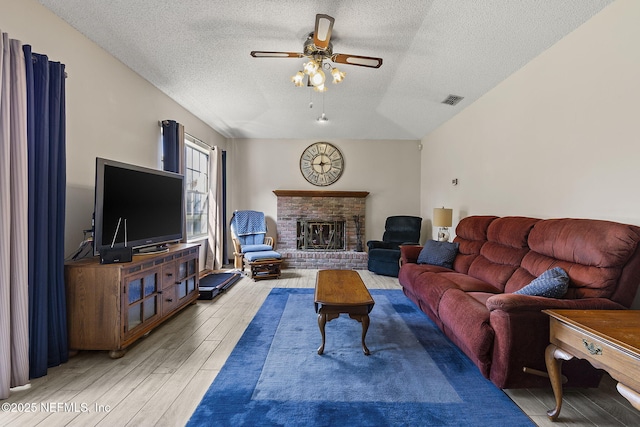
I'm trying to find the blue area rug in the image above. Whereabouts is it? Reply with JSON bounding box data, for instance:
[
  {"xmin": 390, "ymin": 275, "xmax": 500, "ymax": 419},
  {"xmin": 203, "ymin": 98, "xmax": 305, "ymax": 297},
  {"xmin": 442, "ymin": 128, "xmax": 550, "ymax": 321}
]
[{"xmin": 188, "ymin": 288, "xmax": 533, "ymax": 426}]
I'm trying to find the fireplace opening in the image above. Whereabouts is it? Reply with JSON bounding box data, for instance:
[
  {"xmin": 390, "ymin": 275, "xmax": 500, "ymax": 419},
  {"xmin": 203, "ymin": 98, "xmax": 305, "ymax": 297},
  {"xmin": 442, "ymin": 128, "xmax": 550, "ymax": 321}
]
[{"xmin": 297, "ymin": 219, "xmax": 346, "ymax": 251}]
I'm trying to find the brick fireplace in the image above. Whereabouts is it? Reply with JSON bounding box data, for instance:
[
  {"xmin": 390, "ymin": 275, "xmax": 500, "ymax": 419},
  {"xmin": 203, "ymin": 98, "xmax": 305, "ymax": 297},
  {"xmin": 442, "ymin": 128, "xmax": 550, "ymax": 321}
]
[{"xmin": 273, "ymin": 190, "xmax": 369, "ymax": 269}]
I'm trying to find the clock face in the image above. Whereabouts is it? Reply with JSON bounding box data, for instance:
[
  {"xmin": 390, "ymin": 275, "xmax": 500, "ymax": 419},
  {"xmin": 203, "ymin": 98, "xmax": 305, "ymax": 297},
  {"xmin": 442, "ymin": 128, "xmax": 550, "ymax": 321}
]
[{"xmin": 300, "ymin": 142, "xmax": 344, "ymax": 186}]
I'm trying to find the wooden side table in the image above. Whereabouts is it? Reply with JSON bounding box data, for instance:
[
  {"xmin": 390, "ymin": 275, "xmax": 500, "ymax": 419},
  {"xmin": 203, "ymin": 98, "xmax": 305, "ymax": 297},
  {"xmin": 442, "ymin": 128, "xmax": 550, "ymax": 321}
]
[{"xmin": 543, "ymin": 309, "xmax": 640, "ymax": 421}]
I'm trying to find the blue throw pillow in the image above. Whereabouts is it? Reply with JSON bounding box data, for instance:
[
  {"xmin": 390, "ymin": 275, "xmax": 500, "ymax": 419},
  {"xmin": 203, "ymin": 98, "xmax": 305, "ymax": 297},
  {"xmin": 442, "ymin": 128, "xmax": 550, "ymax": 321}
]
[
  {"xmin": 514, "ymin": 267, "xmax": 569, "ymax": 298},
  {"xmin": 417, "ymin": 240, "xmax": 459, "ymax": 269}
]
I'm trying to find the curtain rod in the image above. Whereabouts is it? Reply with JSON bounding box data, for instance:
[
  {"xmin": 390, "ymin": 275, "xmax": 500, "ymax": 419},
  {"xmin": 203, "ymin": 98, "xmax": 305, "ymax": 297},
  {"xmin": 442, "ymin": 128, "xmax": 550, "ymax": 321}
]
[{"xmin": 188, "ymin": 134, "xmax": 214, "ymax": 151}]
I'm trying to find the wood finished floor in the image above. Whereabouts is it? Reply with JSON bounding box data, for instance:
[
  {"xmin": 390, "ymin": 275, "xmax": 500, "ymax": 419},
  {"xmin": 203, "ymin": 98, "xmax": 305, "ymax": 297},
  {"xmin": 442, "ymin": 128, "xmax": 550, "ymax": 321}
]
[{"xmin": 2, "ymin": 269, "xmax": 639, "ymax": 426}]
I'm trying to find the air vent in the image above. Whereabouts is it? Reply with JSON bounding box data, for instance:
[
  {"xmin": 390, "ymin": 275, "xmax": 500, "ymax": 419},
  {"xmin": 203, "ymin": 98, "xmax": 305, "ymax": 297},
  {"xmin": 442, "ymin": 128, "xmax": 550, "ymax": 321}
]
[{"xmin": 441, "ymin": 94, "xmax": 464, "ymax": 106}]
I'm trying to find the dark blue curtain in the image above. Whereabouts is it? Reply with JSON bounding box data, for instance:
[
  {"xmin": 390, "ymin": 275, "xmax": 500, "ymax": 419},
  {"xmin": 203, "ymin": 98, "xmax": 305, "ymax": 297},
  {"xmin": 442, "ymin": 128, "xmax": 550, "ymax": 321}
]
[
  {"xmin": 222, "ymin": 150, "xmax": 228, "ymax": 263},
  {"xmin": 162, "ymin": 120, "xmax": 180, "ymax": 173},
  {"xmin": 23, "ymin": 45, "xmax": 68, "ymax": 378}
]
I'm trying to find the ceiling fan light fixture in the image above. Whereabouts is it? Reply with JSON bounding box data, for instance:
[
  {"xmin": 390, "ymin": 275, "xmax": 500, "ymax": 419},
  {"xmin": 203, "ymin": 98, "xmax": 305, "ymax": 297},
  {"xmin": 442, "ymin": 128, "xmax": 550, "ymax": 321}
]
[
  {"xmin": 331, "ymin": 67, "xmax": 345, "ymax": 84},
  {"xmin": 303, "ymin": 60, "xmax": 319, "ymax": 75},
  {"xmin": 309, "ymin": 68, "xmax": 325, "ymax": 87},
  {"xmin": 291, "ymin": 71, "xmax": 305, "ymax": 87},
  {"xmin": 313, "ymin": 83, "xmax": 327, "ymax": 92}
]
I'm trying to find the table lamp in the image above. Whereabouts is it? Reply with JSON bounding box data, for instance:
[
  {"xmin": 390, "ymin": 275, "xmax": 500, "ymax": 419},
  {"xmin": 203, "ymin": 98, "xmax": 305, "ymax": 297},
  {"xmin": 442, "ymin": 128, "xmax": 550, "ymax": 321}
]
[{"xmin": 433, "ymin": 207, "xmax": 453, "ymax": 242}]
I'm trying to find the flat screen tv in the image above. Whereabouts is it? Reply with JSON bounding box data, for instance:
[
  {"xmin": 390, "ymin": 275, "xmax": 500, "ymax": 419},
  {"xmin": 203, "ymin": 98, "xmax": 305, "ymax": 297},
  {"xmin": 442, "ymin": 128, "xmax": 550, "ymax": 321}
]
[{"xmin": 93, "ymin": 157, "xmax": 184, "ymax": 256}]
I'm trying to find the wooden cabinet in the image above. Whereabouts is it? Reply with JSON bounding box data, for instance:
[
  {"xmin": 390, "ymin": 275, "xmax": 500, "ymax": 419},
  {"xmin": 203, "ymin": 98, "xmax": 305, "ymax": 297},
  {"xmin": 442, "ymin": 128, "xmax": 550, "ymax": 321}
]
[{"xmin": 65, "ymin": 243, "xmax": 199, "ymax": 358}]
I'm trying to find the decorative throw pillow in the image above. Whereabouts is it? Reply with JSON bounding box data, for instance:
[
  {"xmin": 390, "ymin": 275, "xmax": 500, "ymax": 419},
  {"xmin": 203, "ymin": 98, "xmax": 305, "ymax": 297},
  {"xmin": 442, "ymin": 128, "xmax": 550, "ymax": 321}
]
[
  {"xmin": 417, "ymin": 240, "xmax": 459, "ymax": 269},
  {"xmin": 514, "ymin": 267, "xmax": 569, "ymax": 298}
]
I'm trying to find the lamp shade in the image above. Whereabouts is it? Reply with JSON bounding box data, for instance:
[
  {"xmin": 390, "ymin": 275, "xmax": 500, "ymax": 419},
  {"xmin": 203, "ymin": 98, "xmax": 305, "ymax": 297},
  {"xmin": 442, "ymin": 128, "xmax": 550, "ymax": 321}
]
[{"xmin": 433, "ymin": 208, "xmax": 453, "ymax": 228}]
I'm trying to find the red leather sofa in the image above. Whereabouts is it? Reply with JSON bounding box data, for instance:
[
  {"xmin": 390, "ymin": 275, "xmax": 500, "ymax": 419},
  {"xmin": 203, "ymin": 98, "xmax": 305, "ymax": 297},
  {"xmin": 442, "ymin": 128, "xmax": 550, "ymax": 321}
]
[{"xmin": 398, "ymin": 215, "xmax": 640, "ymax": 389}]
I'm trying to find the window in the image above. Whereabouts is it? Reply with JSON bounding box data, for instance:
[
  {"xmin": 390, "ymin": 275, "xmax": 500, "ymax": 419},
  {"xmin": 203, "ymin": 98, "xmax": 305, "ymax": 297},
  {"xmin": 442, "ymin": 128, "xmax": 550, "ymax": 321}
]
[{"xmin": 184, "ymin": 135, "xmax": 209, "ymax": 240}]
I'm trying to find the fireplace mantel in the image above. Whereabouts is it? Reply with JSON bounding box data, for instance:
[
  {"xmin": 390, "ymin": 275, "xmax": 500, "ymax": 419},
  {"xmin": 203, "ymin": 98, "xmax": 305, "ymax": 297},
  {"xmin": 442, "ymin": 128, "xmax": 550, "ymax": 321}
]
[{"xmin": 273, "ymin": 190, "xmax": 369, "ymax": 198}]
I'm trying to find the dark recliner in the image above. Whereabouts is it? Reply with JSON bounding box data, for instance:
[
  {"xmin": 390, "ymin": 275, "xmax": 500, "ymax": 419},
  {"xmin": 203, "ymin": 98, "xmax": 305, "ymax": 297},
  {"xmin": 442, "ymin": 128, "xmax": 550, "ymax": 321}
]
[{"xmin": 367, "ymin": 216, "xmax": 422, "ymax": 277}]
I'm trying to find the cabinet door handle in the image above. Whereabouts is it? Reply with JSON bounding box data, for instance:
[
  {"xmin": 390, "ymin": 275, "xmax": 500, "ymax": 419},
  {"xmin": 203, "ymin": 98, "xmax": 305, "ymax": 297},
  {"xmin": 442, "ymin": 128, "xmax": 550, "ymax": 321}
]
[
  {"xmin": 166, "ymin": 298, "xmax": 173, "ymax": 302},
  {"xmin": 166, "ymin": 273, "xmax": 173, "ymax": 277},
  {"xmin": 157, "ymin": 290, "xmax": 163, "ymax": 294}
]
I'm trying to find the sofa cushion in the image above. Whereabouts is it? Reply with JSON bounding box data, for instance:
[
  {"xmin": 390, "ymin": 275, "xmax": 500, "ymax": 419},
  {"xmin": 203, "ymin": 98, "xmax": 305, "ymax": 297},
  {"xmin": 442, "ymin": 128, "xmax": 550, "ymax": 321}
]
[
  {"xmin": 486, "ymin": 216, "xmax": 539, "ymax": 248},
  {"xmin": 400, "ymin": 267, "xmax": 500, "ymax": 322},
  {"xmin": 417, "ymin": 240, "xmax": 459, "ymax": 269},
  {"xmin": 524, "ymin": 218, "xmax": 640, "ymax": 303},
  {"xmin": 244, "ymin": 250, "xmax": 281, "ymax": 261},
  {"xmin": 456, "ymin": 215, "xmax": 498, "ymax": 241},
  {"xmin": 241, "ymin": 244, "xmax": 273, "ymax": 253},
  {"xmin": 514, "ymin": 267, "xmax": 569, "ymax": 298},
  {"xmin": 468, "ymin": 255, "xmax": 520, "ymax": 292},
  {"xmin": 467, "ymin": 217, "xmax": 538, "ymax": 292},
  {"xmin": 451, "ymin": 216, "xmax": 498, "ymax": 274},
  {"xmin": 438, "ymin": 289, "xmax": 494, "ymax": 378},
  {"xmin": 368, "ymin": 248, "xmax": 402, "ymax": 277},
  {"xmin": 528, "ymin": 218, "xmax": 638, "ymax": 268},
  {"xmin": 439, "ymin": 273, "xmax": 502, "ymax": 293},
  {"xmin": 399, "ymin": 263, "xmax": 447, "ymax": 288},
  {"xmin": 408, "ymin": 272, "xmax": 459, "ymax": 318},
  {"xmin": 368, "ymin": 248, "xmax": 400, "ymax": 260}
]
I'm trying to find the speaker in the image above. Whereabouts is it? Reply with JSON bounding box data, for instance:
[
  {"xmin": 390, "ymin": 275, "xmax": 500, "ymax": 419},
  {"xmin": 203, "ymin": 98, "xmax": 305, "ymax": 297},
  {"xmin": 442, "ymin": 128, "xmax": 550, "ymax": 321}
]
[{"xmin": 100, "ymin": 247, "xmax": 133, "ymax": 264}]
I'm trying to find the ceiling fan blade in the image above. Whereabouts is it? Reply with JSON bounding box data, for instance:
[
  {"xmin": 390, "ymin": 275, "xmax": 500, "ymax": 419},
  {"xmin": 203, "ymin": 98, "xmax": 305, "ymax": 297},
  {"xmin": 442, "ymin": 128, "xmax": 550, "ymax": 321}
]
[
  {"xmin": 332, "ymin": 53, "xmax": 383, "ymax": 69},
  {"xmin": 250, "ymin": 51, "xmax": 304, "ymax": 58},
  {"xmin": 313, "ymin": 14, "xmax": 335, "ymax": 51}
]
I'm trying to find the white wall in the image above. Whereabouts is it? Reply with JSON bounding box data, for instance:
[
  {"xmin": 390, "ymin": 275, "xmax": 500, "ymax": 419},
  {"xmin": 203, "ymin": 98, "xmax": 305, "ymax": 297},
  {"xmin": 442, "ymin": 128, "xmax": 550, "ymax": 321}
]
[
  {"xmin": 420, "ymin": 0, "xmax": 640, "ymax": 307},
  {"xmin": 1, "ymin": 0, "xmax": 228, "ymax": 255},
  {"xmin": 227, "ymin": 138, "xmax": 422, "ymax": 245}
]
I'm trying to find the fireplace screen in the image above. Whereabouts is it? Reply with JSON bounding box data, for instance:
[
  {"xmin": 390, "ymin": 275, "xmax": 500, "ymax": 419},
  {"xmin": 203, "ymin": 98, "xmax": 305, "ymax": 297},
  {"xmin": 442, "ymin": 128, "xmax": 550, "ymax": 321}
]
[{"xmin": 297, "ymin": 219, "xmax": 346, "ymax": 251}]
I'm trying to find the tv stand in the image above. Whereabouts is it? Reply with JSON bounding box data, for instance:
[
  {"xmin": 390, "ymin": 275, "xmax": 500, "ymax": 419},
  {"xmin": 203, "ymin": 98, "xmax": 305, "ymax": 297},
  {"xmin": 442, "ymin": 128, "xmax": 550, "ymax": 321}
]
[{"xmin": 65, "ymin": 243, "xmax": 200, "ymax": 358}]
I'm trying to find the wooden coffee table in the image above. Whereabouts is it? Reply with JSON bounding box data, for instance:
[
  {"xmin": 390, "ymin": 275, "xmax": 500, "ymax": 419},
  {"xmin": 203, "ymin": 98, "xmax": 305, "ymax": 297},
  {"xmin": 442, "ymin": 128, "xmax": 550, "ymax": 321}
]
[
  {"xmin": 314, "ymin": 269, "xmax": 375, "ymax": 355},
  {"xmin": 544, "ymin": 309, "xmax": 640, "ymax": 421}
]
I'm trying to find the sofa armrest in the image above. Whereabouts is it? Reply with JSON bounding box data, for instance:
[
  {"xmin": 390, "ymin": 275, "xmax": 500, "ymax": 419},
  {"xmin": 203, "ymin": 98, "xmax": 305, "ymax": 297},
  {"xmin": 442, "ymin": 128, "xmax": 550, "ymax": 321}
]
[
  {"xmin": 486, "ymin": 294, "xmax": 627, "ymax": 313},
  {"xmin": 488, "ymin": 298, "xmax": 610, "ymax": 388},
  {"xmin": 367, "ymin": 240, "xmax": 394, "ymax": 251},
  {"xmin": 400, "ymin": 245, "xmax": 423, "ymax": 265}
]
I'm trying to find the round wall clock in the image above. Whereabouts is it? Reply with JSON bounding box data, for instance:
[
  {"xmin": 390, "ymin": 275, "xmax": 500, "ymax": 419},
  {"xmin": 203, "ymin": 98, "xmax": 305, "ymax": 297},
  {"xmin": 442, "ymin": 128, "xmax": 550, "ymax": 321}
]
[{"xmin": 300, "ymin": 142, "xmax": 344, "ymax": 186}]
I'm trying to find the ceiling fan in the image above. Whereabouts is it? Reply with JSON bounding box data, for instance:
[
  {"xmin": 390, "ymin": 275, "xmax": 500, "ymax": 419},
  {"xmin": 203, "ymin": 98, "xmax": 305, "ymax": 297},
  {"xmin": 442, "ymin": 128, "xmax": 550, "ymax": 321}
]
[{"xmin": 250, "ymin": 14, "xmax": 383, "ymax": 92}]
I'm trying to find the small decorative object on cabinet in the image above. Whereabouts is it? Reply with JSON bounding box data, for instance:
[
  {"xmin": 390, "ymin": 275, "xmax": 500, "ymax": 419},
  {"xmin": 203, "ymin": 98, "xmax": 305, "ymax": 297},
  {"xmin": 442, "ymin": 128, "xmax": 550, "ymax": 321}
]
[{"xmin": 65, "ymin": 243, "xmax": 200, "ymax": 358}]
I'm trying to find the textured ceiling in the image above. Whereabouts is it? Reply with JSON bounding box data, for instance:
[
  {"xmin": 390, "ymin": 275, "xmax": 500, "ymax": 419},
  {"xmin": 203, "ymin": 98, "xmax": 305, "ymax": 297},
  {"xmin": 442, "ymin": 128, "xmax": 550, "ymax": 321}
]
[{"xmin": 38, "ymin": 0, "xmax": 613, "ymax": 140}]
